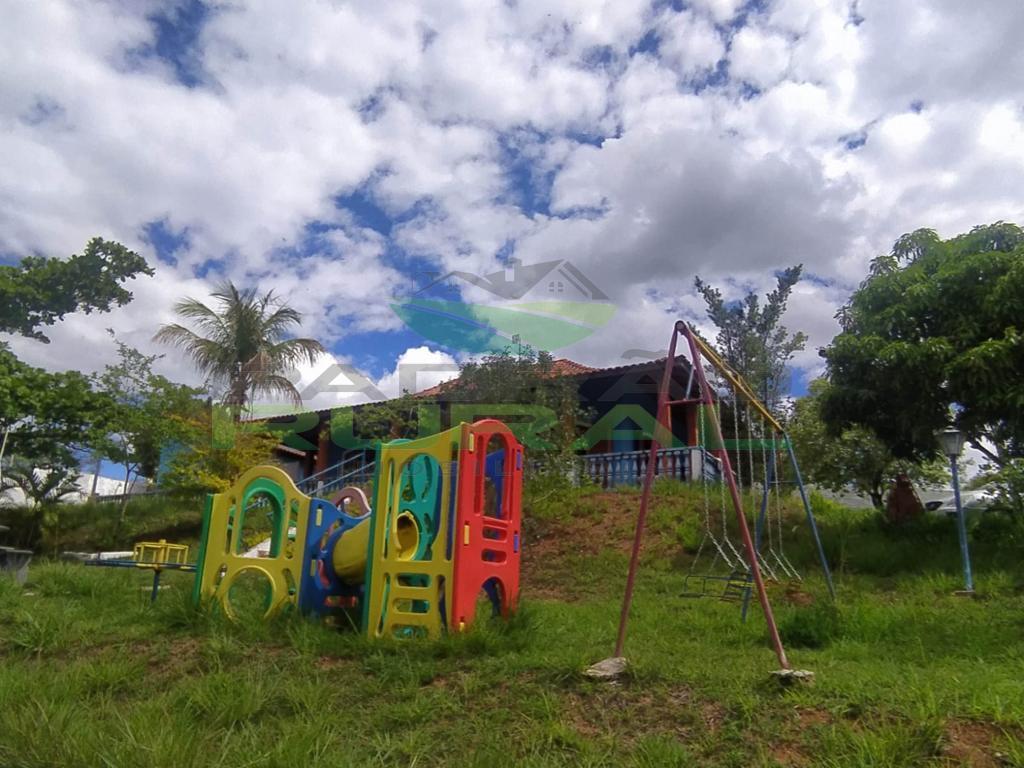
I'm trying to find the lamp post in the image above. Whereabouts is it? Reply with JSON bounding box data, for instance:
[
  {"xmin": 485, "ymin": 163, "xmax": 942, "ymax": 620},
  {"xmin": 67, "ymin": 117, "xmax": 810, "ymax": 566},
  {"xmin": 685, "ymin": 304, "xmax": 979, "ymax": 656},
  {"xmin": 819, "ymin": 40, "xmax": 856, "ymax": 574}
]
[{"xmin": 938, "ymin": 427, "xmax": 974, "ymax": 595}]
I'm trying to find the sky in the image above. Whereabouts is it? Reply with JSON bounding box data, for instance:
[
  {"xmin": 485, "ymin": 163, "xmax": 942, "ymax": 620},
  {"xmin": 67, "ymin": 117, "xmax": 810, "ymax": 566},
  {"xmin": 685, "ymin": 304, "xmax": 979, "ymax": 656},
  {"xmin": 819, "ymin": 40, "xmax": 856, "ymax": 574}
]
[{"xmin": 2, "ymin": 0, "xmax": 1023, "ymax": 415}]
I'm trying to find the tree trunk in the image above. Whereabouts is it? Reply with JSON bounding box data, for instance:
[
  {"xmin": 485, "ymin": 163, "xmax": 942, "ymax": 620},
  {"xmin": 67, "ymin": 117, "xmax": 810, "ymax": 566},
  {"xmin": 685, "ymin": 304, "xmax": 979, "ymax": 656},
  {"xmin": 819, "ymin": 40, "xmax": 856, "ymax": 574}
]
[
  {"xmin": 89, "ymin": 454, "xmax": 101, "ymax": 500},
  {"xmin": 120, "ymin": 441, "xmax": 132, "ymax": 523},
  {"xmin": 870, "ymin": 472, "xmax": 885, "ymax": 510}
]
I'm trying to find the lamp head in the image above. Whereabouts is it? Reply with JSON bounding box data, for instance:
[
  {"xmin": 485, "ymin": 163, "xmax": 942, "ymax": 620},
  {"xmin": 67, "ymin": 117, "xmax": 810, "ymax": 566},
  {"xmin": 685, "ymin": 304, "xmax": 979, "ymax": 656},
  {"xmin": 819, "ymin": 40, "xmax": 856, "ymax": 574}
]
[{"xmin": 938, "ymin": 427, "xmax": 964, "ymax": 459}]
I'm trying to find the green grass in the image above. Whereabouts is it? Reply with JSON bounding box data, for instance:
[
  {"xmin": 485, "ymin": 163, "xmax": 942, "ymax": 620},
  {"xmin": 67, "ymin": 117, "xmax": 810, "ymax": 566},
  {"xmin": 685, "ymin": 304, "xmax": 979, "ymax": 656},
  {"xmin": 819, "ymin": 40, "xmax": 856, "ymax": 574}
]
[{"xmin": 2, "ymin": 483, "xmax": 1023, "ymax": 766}]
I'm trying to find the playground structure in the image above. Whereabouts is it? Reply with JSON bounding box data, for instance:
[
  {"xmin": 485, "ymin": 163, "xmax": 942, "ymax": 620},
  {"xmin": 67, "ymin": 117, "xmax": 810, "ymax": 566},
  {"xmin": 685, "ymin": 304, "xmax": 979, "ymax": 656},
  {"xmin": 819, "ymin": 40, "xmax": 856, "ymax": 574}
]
[
  {"xmin": 611, "ymin": 320, "xmax": 833, "ymax": 675},
  {"xmin": 191, "ymin": 418, "xmax": 523, "ymax": 638},
  {"xmin": 81, "ymin": 539, "xmax": 196, "ymax": 603}
]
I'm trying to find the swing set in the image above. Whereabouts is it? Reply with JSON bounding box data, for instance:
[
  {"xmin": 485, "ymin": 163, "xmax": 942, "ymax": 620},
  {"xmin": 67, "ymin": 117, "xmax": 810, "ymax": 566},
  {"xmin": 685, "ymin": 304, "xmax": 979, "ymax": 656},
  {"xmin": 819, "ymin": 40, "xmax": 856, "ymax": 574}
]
[{"xmin": 612, "ymin": 320, "xmax": 834, "ymax": 674}]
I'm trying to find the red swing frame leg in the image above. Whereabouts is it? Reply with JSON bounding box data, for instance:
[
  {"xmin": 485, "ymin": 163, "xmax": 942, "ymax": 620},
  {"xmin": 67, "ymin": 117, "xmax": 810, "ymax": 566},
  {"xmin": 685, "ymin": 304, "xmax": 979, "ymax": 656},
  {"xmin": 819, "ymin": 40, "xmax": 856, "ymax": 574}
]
[{"xmin": 613, "ymin": 321, "xmax": 790, "ymax": 671}]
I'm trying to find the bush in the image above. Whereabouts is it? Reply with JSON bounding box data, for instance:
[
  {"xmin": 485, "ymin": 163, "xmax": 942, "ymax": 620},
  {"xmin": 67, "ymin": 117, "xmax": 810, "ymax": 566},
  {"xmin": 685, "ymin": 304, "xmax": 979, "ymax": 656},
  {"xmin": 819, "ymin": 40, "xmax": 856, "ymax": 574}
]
[
  {"xmin": 778, "ymin": 601, "xmax": 842, "ymax": 649},
  {"xmin": 0, "ymin": 494, "xmax": 204, "ymax": 554}
]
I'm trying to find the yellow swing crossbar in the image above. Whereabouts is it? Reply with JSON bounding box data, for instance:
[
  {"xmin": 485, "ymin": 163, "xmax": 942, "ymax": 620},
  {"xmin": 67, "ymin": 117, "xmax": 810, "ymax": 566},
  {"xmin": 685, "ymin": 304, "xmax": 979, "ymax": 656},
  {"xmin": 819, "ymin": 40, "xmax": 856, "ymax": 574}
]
[{"xmin": 690, "ymin": 334, "xmax": 785, "ymax": 435}]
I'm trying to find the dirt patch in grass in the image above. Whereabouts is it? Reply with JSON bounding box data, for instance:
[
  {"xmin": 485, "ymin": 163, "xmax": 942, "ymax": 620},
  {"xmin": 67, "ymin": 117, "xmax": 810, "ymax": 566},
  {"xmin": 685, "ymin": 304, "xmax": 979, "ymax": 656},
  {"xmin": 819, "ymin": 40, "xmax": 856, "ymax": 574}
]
[
  {"xmin": 143, "ymin": 636, "xmax": 205, "ymax": 678},
  {"xmin": 941, "ymin": 721, "xmax": 1008, "ymax": 768},
  {"xmin": 783, "ymin": 586, "xmax": 816, "ymax": 607},
  {"xmin": 769, "ymin": 741, "xmax": 810, "ymax": 767},
  {"xmin": 560, "ymin": 682, "xmax": 727, "ymax": 745},
  {"xmin": 314, "ymin": 655, "xmax": 359, "ymax": 672},
  {"xmin": 522, "ymin": 492, "xmax": 676, "ymax": 600},
  {"xmin": 794, "ymin": 707, "xmax": 835, "ymax": 728}
]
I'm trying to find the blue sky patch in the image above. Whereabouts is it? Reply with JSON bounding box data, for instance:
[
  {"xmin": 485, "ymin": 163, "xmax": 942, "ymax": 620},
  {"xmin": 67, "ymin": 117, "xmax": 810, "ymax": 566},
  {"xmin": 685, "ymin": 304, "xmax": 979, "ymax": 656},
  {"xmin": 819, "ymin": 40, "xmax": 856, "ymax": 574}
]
[
  {"xmin": 125, "ymin": 0, "xmax": 211, "ymax": 87},
  {"xmin": 142, "ymin": 219, "xmax": 189, "ymax": 267}
]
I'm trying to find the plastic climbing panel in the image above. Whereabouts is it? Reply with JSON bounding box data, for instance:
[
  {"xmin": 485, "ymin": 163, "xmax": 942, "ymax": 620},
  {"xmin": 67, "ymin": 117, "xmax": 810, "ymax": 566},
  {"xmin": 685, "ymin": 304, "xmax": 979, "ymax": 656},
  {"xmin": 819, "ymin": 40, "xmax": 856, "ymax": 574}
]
[
  {"xmin": 192, "ymin": 465, "xmax": 310, "ymax": 619},
  {"xmin": 450, "ymin": 420, "xmax": 523, "ymax": 630},
  {"xmin": 298, "ymin": 490, "xmax": 369, "ymax": 619},
  {"xmin": 362, "ymin": 427, "xmax": 461, "ymax": 639}
]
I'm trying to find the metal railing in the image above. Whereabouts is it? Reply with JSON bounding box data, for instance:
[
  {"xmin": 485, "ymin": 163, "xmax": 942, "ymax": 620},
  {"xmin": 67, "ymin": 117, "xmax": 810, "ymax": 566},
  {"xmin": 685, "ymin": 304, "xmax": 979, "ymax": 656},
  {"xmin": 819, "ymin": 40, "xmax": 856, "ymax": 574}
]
[
  {"xmin": 297, "ymin": 446, "xmax": 722, "ymax": 495},
  {"xmin": 578, "ymin": 447, "xmax": 721, "ymax": 489},
  {"xmin": 296, "ymin": 450, "xmax": 375, "ymax": 497}
]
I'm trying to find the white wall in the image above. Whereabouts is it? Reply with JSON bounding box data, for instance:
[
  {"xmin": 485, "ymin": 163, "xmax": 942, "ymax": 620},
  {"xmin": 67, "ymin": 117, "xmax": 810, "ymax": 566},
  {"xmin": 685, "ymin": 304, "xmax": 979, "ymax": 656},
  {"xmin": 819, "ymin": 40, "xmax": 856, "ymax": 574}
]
[{"xmin": 0, "ymin": 471, "xmax": 149, "ymax": 506}]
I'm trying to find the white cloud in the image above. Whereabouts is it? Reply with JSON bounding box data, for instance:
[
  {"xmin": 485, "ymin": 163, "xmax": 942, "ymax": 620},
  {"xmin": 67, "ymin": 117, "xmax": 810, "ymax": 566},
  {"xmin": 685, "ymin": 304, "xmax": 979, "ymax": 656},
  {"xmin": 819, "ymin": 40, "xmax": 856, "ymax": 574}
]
[
  {"xmin": 686, "ymin": 0, "xmax": 744, "ymax": 25},
  {"xmin": 1, "ymin": 0, "xmax": 1023, "ymax": 399},
  {"xmin": 373, "ymin": 345, "xmax": 459, "ymax": 399},
  {"xmin": 729, "ymin": 26, "xmax": 790, "ymax": 88},
  {"xmin": 656, "ymin": 9, "xmax": 725, "ymax": 79}
]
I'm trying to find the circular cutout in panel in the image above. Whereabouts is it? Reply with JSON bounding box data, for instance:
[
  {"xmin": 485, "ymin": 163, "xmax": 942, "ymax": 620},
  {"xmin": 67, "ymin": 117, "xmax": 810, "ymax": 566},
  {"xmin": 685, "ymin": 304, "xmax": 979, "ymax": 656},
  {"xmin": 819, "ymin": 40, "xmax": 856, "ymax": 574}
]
[
  {"xmin": 237, "ymin": 490, "xmax": 279, "ymax": 556},
  {"xmin": 225, "ymin": 568, "xmax": 276, "ymax": 621},
  {"xmin": 475, "ymin": 577, "xmax": 505, "ymax": 622},
  {"xmin": 394, "ymin": 512, "xmax": 420, "ymax": 561},
  {"xmin": 396, "ymin": 453, "xmax": 442, "ymax": 550}
]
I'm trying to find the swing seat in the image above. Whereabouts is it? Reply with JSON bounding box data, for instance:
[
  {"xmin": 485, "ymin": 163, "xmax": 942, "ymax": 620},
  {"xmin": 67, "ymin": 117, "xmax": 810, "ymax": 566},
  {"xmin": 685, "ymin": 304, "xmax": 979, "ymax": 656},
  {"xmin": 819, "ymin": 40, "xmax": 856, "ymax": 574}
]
[
  {"xmin": 680, "ymin": 572, "xmax": 739, "ymax": 599},
  {"xmin": 720, "ymin": 570, "xmax": 753, "ymax": 603}
]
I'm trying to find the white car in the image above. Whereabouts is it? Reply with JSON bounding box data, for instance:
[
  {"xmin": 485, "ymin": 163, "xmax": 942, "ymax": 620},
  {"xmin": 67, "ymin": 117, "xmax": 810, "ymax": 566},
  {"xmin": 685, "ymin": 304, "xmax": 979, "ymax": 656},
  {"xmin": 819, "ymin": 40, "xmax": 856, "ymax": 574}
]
[{"xmin": 924, "ymin": 487, "xmax": 998, "ymax": 516}]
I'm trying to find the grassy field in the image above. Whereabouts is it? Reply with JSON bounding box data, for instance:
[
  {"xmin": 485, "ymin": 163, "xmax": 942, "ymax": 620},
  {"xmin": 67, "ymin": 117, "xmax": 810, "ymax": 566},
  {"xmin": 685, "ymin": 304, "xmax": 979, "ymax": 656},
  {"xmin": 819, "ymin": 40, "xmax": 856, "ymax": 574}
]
[{"xmin": 1, "ymin": 482, "xmax": 1023, "ymax": 767}]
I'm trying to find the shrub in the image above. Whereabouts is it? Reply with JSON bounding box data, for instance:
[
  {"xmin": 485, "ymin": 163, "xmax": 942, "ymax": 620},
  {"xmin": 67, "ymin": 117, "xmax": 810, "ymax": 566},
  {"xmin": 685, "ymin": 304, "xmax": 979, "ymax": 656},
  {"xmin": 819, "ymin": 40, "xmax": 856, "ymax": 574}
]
[{"xmin": 777, "ymin": 601, "xmax": 842, "ymax": 649}]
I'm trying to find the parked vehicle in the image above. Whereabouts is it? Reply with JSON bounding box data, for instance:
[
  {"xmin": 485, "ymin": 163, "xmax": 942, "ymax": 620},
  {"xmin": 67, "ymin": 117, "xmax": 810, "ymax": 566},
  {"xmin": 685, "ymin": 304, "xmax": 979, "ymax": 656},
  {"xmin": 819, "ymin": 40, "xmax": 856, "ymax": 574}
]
[{"xmin": 924, "ymin": 487, "xmax": 997, "ymax": 516}]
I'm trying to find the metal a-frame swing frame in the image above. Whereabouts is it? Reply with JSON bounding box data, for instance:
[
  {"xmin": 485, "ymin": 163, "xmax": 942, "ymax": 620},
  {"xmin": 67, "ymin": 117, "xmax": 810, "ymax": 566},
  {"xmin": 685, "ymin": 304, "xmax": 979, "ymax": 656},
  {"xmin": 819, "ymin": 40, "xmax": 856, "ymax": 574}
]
[{"xmin": 612, "ymin": 320, "xmax": 834, "ymax": 673}]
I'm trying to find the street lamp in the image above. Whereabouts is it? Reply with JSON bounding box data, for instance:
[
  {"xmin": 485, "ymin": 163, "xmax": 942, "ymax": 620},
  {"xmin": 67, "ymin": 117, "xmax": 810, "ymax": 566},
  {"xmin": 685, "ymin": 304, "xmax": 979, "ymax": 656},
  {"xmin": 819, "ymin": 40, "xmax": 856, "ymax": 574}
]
[{"xmin": 938, "ymin": 427, "xmax": 974, "ymax": 595}]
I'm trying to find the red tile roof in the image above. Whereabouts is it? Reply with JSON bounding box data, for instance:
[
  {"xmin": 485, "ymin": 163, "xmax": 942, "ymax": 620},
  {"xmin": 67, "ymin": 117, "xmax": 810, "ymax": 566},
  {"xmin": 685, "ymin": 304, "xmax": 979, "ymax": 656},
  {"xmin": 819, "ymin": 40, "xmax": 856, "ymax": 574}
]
[{"xmin": 415, "ymin": 357, "xmax": 598, "ymax": 398}]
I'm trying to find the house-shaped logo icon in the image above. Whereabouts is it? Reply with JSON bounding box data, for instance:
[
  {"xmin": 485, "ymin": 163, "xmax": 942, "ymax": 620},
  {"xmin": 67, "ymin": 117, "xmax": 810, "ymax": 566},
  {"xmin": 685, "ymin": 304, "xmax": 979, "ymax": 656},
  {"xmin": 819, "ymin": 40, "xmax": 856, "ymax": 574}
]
[{"xmin": 391, "ymin": 258, "xmax": 616, "ymax": 354}]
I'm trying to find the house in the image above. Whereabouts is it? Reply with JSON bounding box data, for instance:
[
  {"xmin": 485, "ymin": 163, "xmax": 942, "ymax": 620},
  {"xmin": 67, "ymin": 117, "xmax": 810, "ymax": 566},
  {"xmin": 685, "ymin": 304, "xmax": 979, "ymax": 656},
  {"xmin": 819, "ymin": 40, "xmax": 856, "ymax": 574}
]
[
  {"xmin": 263, "ymin": 356, "xmax": 719, "ymax": 494},
  {"xmin": 414, "ymin": 257, "xmax": 609, "ymax": 302},
  {"xmin": 392, "ymin": 258, "xmax": 617, "ymax": 357}
]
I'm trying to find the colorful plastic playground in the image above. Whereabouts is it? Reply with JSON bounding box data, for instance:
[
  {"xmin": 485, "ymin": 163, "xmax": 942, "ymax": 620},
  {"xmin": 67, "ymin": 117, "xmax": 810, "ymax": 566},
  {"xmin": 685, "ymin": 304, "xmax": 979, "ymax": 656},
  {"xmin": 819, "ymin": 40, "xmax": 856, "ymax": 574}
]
[{"xmin": 191, "ymin": 417, "xmax": 523, "ymax": 638}]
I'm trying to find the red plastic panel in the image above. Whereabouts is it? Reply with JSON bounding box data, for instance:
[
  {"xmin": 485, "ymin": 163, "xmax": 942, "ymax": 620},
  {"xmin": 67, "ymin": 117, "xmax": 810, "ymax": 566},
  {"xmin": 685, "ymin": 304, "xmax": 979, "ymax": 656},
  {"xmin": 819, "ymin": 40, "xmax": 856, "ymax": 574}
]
[{"xmin": 450, "ymin": 420, "xmax": 523, "ymax": 630}]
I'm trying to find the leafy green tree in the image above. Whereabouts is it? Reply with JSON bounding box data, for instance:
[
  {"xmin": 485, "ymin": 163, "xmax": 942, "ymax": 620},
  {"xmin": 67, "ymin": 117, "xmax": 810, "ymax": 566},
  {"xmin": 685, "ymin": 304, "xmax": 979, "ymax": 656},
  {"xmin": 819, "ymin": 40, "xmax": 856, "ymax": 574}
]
[
  {"xmin": 789, "ymin": 379, "xmax": 946, "ymax": 509},
  {"xmin": 154, "ymin": 281, "xmax": 325, "ymax": 417},
  {"xmin": 694, "ymin": 266, "xmax": 807, "ymax": 413},
  {"xmin": 93, "ymin": 336, "xmax": 201, "ymax": 517},
  {"xmin": 328, "ymin": 345, "xmax": 585, "ymax": 461},
  {"xmin": 1, "ymin": 455, "xmax": 80, "ymax": 508},
  {"xmin": 159, "ymin": 406, "xmax": 280, "ymax": 495},
  {"xmin": 453, "ymin": 345, "xmax": 587, "ymax": 459},
  {"xmin": 0, "ymin": 453, "xmax": 81, "ymax": 552},
  {"xmin": 346, "ymin": 391, "xmax": 424, "ymax": 442},
  {"xmin": 821, "ymin": 222, "xmax": 1024, "ymax": 467},
  {"xmin": 0, "ymin": 345, "xmax": 111, "ymax": 475},
  {"xmin": 0, "ymin": 238, "xmax": 152, "ymax": 342}
]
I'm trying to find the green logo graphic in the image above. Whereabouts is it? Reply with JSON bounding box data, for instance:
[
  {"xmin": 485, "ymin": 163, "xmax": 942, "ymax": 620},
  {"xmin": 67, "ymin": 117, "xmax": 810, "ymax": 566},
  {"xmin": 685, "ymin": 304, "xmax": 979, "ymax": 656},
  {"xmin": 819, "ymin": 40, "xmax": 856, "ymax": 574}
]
[{"xmin": 392, "ymin": 258, "xmax": 616, "ymax": 353}]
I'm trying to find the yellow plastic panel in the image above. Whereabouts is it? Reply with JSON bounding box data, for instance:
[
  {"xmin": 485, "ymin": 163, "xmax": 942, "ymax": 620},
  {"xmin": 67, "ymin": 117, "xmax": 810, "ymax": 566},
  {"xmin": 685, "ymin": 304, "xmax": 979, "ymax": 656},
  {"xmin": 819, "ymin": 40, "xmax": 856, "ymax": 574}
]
[
  {"xmin": 194, "ymin": 465, "xmax": 310, "ymax": 620},
  {"xmin": 363, "ymin": 427, "xmax": 461, "ymax": 639}
]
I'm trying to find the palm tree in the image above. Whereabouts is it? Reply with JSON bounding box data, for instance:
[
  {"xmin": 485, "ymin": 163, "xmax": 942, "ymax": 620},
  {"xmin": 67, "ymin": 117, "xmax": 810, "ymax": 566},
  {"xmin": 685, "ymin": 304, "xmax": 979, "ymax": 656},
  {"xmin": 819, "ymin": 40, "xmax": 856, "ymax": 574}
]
[{"xmin": 154, "ymin": 282, "xmax": 325, "ymax": 417}]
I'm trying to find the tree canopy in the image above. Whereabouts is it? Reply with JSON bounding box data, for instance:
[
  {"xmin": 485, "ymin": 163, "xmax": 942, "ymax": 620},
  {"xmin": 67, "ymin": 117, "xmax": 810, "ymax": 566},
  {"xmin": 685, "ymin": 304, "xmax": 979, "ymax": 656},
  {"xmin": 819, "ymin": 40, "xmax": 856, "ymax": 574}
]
[
  {"xmin": 159, "ymin": 407, "xmax": 280, "ymax": 495},
  {"xmin": 453, "ymin": 346, "xmax": 586, "ymax": 457},
  {"xmin": 93, "ymin": 336, "xmax": 201, "ymax": 512},
  {"xmin": 821, "ymin": 222, "xmax": 1024, "ymax": 466},
  {"xmin": 154, "ymin": 281, "xmax": 325, "ymax": 416},
  {"xmin": 694, "ymin": 265, "xmax": 807, "ymax": 413},
  {"xmin": 789, "ymin": 379, "xmax": 945, "ymax": 509},
  {"xmin": 0, "ymin": 345, "xmax": 112, "ymax": 468},
  {"xmin": 0, "ymin": 238, "xmax": 152, "ymax": 342}
]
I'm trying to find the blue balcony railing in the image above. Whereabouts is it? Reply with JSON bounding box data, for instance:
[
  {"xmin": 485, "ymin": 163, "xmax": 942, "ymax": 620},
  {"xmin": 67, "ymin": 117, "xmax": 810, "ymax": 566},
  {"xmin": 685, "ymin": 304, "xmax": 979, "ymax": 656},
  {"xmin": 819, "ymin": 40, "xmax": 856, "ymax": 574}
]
[
  {"xmin": 579, "ymin": 447, "xmax": 721, "ymax": 489},
  {"xmin": 296, "ymin": 450, "xmax": 375, "ymax": 497}
]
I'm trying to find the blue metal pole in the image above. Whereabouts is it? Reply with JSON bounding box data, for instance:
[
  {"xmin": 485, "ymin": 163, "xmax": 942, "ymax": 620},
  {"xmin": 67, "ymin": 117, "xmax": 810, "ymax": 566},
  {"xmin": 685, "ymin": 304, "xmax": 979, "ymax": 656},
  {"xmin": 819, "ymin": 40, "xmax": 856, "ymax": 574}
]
[
  {"xmin": 950, "ymin": 455, "xmax": 975, "ymax": 592},
  {"xmin": 150, "ymin": 568, "xmax": 162, "ymax": 604},
  {"xmin": 754, "ymin": 448, "xmax": 776, "ymax": 553},
  {"xmin": 742, "ymin": 450, "xmax": 776, "ymax": 621},
  {"xmin": 784, "ymin": 435, "xmax": 836, "ymax": 600}
]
